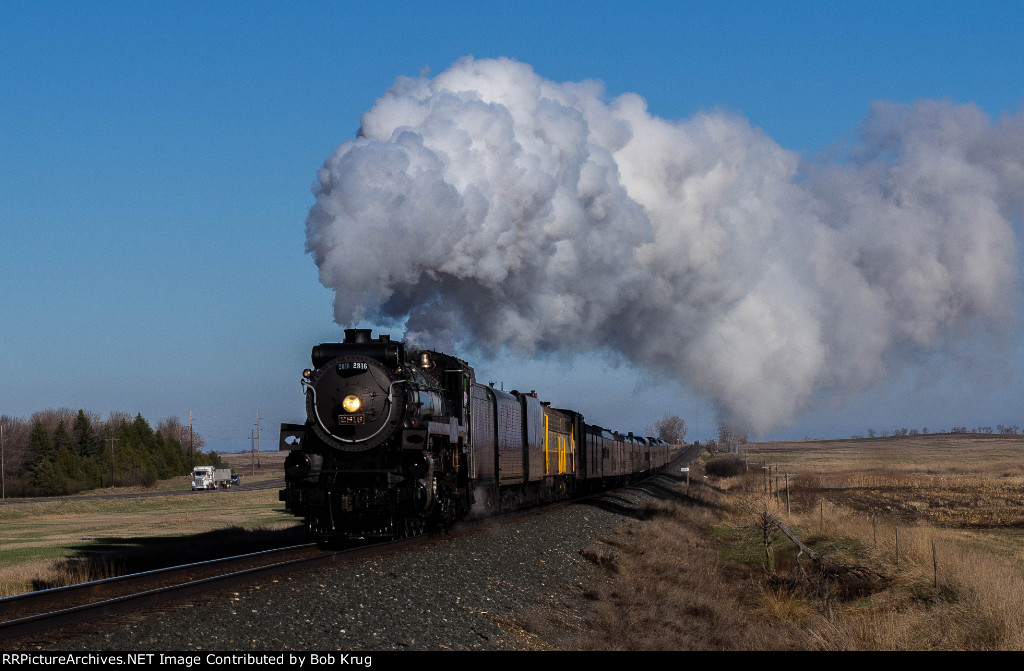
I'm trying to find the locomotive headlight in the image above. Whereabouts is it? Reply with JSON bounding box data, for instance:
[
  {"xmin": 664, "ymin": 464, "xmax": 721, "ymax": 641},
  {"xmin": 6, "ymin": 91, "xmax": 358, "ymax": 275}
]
[{"xmin": 342, "ymin": 395, "xmax": 361, "ymax": 413}]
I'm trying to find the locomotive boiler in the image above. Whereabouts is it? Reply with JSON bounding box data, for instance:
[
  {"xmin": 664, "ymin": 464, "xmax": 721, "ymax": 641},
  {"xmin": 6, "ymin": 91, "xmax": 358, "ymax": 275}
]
[{"xmin": 279, "ymin": 329, "xmax": 474, "ymax": 540}]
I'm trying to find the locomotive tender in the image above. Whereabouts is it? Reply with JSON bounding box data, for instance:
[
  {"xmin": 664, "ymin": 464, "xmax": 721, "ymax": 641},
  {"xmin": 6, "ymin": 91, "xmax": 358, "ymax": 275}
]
[{"xmin": 279, "ymin": 329, "xmax": 673, "ymax": 541}]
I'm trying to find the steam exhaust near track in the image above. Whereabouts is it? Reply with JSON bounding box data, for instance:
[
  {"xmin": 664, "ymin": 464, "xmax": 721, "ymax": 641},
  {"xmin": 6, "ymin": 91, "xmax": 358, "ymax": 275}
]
[{"xmin": 305, "ymin": 56, "xmax": 1022, "ymax": 434}]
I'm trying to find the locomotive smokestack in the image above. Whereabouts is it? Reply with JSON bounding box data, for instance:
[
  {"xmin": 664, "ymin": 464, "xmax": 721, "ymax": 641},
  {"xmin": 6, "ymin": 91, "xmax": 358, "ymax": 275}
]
[{"xmin": 344, "ymin": 329, "xmax": 372, "ymax": 344}]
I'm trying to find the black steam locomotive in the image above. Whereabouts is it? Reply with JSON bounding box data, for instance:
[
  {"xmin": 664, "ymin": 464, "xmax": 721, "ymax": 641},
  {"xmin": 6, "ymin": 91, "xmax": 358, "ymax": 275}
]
[{"xmin": 279, "ymin": 329, "xmax": 672, "ymax": 541}]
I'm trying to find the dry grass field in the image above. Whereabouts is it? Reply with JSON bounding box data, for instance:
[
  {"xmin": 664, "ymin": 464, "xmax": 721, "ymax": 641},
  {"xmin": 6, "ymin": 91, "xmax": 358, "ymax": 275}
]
[
  {"xmin": 748, "ymin": 435, "xmax": 1024, "ymax": 528},
  {"xmin": 0, "ymin": 451, "xmax": 299, "ymax": 598},
  {"xmin": 220, "ymin": 449, "xmax": 288, "ymax": 478},
  {"xmin": 569, "ymin": 434, "xmax": 1024, "ymax": 650}
]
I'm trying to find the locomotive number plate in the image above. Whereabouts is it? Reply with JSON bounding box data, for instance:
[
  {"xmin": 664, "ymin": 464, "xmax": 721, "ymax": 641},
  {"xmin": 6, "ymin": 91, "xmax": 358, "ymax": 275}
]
[
  {"xmin": 337, "ymin": 361, "xmax": 369, "ymax": 378},
  {"xmin": 338, "ymin": 414, "xmax": 366, "ymax": 425}
]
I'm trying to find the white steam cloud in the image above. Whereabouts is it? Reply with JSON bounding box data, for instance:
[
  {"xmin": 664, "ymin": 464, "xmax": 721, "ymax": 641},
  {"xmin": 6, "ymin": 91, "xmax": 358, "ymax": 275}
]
[{"xmin": 306, "ymin": 57, "xmax": 1022, "ymax": 433}]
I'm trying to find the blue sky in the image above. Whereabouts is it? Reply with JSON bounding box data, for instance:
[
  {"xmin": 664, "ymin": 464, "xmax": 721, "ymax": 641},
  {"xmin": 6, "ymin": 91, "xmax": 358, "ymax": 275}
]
[{"xmin": 2, "ymin": 1, "xmax": 1022, "ymax": 450}]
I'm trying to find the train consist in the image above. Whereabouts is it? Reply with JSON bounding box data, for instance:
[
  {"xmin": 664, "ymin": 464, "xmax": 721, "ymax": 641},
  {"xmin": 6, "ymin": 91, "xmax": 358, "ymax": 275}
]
[{"xmin": 279, "ymin": 329, "xmax": 675, "ymax": 541}]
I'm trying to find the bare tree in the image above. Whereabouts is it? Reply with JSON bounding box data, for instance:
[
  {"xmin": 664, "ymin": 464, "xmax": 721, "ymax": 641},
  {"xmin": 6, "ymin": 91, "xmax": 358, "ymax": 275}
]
[
  {"xmin": 28, "ymin": 408, "xmax": 79, "ymax": 438},
  {"xmin": 654, "ymin": 413, "xmax": 687, "ymax": 444},
  {"xmin": 0, "ymin": 415, "xmax": 30, "ymax": 480},
  {"xmin": 717, "ymin": 422, "xmax": 732, "ymax": 450},
  {"xmin": 156, "ymin": 416, "xmax": 206, "ymax": 453},
  {"xmin": 714, "ymin": 422, "xmax": 750, "ymax": 454}
]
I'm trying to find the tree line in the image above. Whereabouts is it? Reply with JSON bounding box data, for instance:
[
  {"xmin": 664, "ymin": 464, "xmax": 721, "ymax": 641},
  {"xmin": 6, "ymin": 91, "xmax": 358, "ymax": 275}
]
[
  {"xmin": 0, "ymin": 408, "xmax": 223, "ymax": 497},
  {"xmin": 854, "ymin": 424, "xmax": 1022, "ymax": 439}
]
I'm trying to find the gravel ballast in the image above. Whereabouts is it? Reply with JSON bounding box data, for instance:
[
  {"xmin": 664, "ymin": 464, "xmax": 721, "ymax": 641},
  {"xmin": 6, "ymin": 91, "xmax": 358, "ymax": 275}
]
[{"xmin": 27, "ymin": 470, "xmax": 688, "ymax": 652}]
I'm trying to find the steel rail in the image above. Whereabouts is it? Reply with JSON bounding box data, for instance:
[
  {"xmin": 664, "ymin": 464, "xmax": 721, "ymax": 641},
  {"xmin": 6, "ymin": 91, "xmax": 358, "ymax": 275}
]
[{"xmin": 0, "ymin": 543, "xmax": 327, "ymax": 643}]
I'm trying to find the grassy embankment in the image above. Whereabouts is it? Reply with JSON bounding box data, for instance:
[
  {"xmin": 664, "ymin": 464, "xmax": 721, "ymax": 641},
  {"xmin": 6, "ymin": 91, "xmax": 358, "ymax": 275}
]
[
  {"xmin": 0, "ymin": 452, "xmax": 300, "ymax": 598},
  {"xmin": 561, "ymin": 434, "xmax": 1024, "ymax": 650}
]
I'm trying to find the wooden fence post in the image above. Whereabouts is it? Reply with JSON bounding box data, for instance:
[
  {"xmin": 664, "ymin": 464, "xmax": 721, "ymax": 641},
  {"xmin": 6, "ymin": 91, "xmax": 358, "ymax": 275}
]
[{"xmin": 785, "ymin": 473, "xmax": 790, "ymax": 516}]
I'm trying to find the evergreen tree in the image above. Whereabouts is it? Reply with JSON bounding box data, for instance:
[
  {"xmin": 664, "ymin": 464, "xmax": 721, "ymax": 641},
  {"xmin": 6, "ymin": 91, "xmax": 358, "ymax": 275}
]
[
  {"xmin": 55, "ymin": 443, "xmax": 84, "ymax": 491},
  {"xmin": 32, "ymin": 457, "xmax": 67, "ymax": 495},
  {"xmin": 162, "ymin": 434, "xmax": 186, "ymax": 475},
  {"xmin": 27, "ymin": 420, "xmax": 54, "ymax": 474},
  {"xmin": 131, "ymin": 413, "xmax": 155, "ymax": 450},
  {"xmin": 26, "ymin": 420, "xmax": 70, "ymax": 495},
  {"xmin": 74, "ymin": 410, "xmax": 98, "ymax": 459},
  {"xmin": 53, "ymin": 420, "xmax": 72, "ymax": 455}
]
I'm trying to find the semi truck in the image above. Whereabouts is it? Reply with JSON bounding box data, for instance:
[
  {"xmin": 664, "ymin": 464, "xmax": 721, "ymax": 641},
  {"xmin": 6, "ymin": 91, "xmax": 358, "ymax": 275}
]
[{"xmin": 191, "ymin": 466, "xmax": 234, "ymax": 490}]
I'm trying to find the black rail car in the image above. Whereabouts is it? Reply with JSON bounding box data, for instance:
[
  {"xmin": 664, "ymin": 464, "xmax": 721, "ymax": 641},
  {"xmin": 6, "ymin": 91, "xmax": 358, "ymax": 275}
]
[{"xmin": 279, "ymin": 330, "xmax": 674, "ymax": 541}]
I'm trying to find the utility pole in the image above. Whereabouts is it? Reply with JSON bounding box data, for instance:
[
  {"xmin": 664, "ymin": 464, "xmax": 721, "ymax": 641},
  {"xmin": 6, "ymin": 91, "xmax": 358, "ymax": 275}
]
[
  {"xmin": 108, "ymin": 436, "xmax": 119, "ymax": 487},
  {"xmin": 189, "ymin": 411, "xmax": 194, "ymax": 471},
  {"xmin": 250, "ymin": 429, "xmax": 256, "ymax": 476},
  {"xmin": 255, "ymin": 411, "xmax": 261, "ymax": 470},
  {"xmin": 2, "ymin": 422, "xmax": 5, "ymax": 500}
]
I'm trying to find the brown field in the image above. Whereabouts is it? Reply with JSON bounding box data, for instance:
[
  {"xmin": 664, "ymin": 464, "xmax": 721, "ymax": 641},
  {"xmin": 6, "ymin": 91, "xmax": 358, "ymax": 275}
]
[
  {"xmin": 568, "ymin": 433, "xmax": 1024, "ymax": 650},
  {"xmin": 219, "ymin": 448, "xmax": 288, "ymax": 476},
  {"xmin": 746, "ymin": 435, "xmax": 1024, "ymax": 528}
]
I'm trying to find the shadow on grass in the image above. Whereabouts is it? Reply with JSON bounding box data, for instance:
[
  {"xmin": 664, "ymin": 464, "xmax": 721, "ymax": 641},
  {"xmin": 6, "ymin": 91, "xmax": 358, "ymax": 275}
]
[{"xmin": 34, "ymin": 522, "xmax": 309, "ymax": 590}]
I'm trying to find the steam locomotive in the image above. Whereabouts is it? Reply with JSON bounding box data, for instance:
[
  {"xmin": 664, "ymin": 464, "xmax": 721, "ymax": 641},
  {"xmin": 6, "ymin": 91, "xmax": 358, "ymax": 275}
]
[{"xmin": 279, "ymin": 329, "xmax": 673, "ymax": 541}]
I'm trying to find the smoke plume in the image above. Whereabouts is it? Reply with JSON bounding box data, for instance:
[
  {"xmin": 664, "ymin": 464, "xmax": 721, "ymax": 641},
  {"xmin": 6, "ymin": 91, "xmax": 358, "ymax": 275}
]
[{"xmin": 306, "ymin": 57, "xmax": 1022, "ymax": 433}]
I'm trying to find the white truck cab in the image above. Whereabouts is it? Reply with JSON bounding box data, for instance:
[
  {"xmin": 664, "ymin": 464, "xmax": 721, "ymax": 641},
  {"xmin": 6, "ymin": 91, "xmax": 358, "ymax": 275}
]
[{"xmin": 192, "ymin": 466, "xmax": 233, "ymax": 490}]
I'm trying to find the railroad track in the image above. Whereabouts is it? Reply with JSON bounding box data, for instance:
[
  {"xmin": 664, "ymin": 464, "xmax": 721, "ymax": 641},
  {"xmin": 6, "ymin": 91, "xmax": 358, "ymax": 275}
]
[
  {"xmin": 0, "ymin": 543, "xmax": 342, "ymax": 644},
  {"xmin": 0, "ymin": 523, "xmax": 478, "ymax": 646}
]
